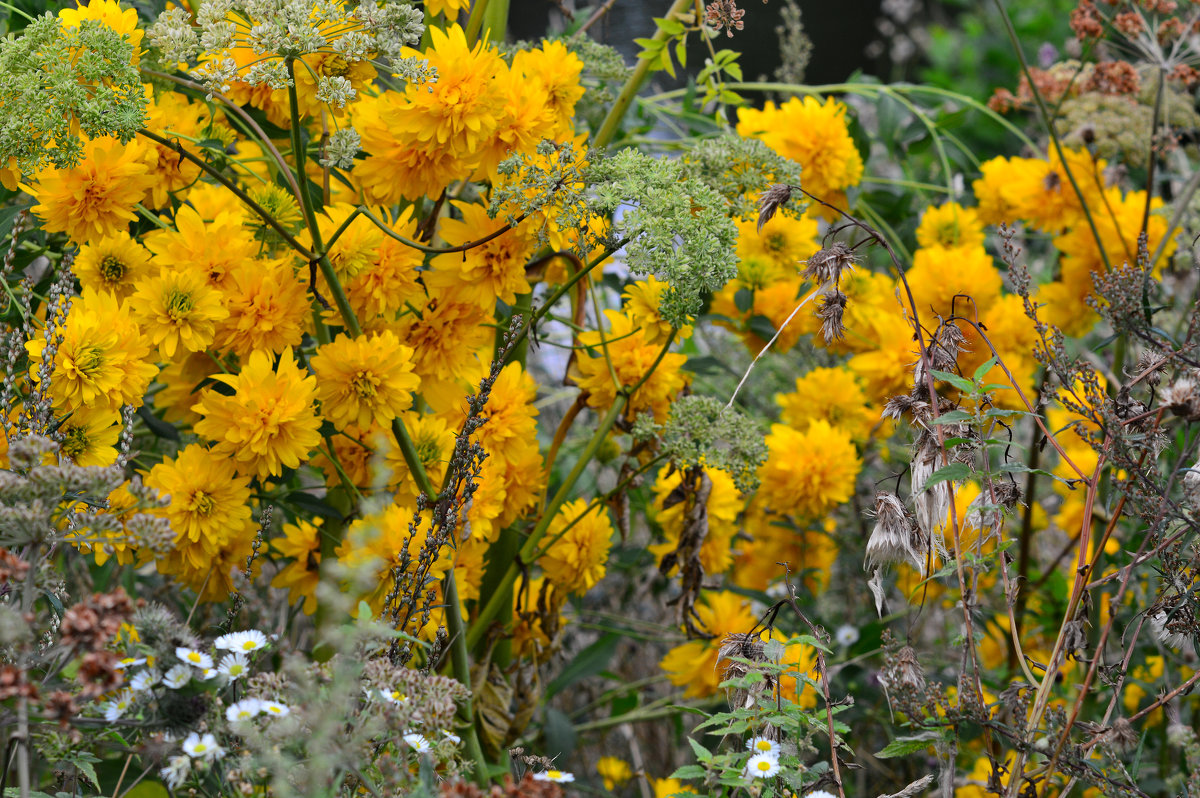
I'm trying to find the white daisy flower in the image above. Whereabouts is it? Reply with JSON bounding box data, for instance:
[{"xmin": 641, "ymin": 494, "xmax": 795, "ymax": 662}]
[
  {"xmin": 181, "ymin": 732, "xmax": 224, "ymax": 761},
  {"xmin": 163, "ymin": 664, "xmax": 192, "ymax": 689},
  {"xmin": 159, "ymin": 755, "xmax": 190, "ymax": 789},
  {"xmin": 103, "ymin": 689, "xmax": 135, "ymax": 722},
  {"xmin": 835, "ymin": 624, "xmax": 860, "ymax": 648},
  {"xmin": 226, "ymin": 698, "xmax": 263, "ymax": 722},
  {"xmin": 214, "ymin": 630, "xmax": 269, "ymax": 653},
  {"xmin": 746, "ymin": 736, "xmax": 780, "ymax": 756},
  {"xmin": 380, "ymin": 688, "xmax": 408, "ymax": 704},
  {"xmin": 744, "ymin": 752, "xmax": 781, "ymax": 779},
  {"xmin": 218, "ymin": 653, "xmax": 250, "ymax": 681},
  {"xmin": 260, "ymin": 700, "xmax": 290, "ymax": 718},
  {"xmin": 175, "ymin": 647, "xmax": 212, "ymax": 670},
  {"xmin": 805, "ymin": 792, "xmax": 839, "ymax": 798},
  {"xmin": 532, "ymin": 770, "xmax": 575, "ymax": 783},
  {"xmin": 402, "ymin": 732, "xmax": 431, "ymax": 752},
  {"xmin": 130, "ymin": 669, "xmax": 159, "ymax": 692},
  {"xmin": 115, "ymin": 657, "xmax": 146, "ymax": 670},
  {"xmin": 198, "ymin": 667, "xmax": 220, "ymax": 681},
  {"xmin": 442, "ymin": 730, "xmax": 462, "ymax": 744}
]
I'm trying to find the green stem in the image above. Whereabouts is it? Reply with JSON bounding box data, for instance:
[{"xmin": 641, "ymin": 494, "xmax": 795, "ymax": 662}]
[
  {"xmin": 465, "ymin": 397, "xmax": 627, "ymax": 650},
  {"xmin": 463, "ymin": 0, "xmax": 491, "ymax": 43},
  {"xmin": 591, "ymin": 0, "xmax": 694, "ymax": 149},
  {"xmin": 480, "ymin": 0, "xmax": 509, "ymax": 42},
  {"xmin": 443, "ymin": 571, "xmax": 489, "ymax": 786}
]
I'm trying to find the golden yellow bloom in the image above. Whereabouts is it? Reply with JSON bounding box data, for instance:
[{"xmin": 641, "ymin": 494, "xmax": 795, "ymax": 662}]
[
  {"xmin": 596, "ymin": 757, "xmax": 632, "ymax": 791},
  {"xmin": 757, "ymin": 421, "xmax": 861, "ymax": 519},
  {"xmin": 337, "ymin": 503, "xmax": 453, "ymax": 616},
  {"xmin": 354, "ymin": 92, "xmax": 471, "ymax": 203},
  {"xmin": 30, "ymin": 137, "xmax": 154, "ymax": 243},
  {"xmin": 154, "ymin": 351, "xmax": 212, "ymax": 426},
  {"xmin": 736, "ymin": 96, "xmax": 864, "ymax": 200},
  {"xmin": 659, "ymin": 591, "xmax": 757, "ymax": 698},
  {"xmin": 734, "ymin": 505, "xmax": 840, "ymax": 594},
  {"xmin": 511, "ymin": 39, "xmax": 585, "ymax": 138},
  {"xmin": 58, "ymin": 405, "xmax": 122, "ymax": 467},
  {"xmin": 847, "ymin": 312, "xmax": 916, "ymax": 402},
  {"xmin": 26, "ymin": 288, "xmax": 156, "ymax": 413},
  {"xmin": 140, "ymin": 89, "xmax": 209, "ymax": 207},
  {"xmin": 476, "ymin": 63, "xmax": 551, "ymax": 179},
  {"xmin": 467, "ymin": 362, "xmax": 538, "ymax": 467},
  {"xmin": 396, "ymin": 25, "xmax": 506, "ymax": 164},
  {"xmin": 315, "ymin": 202, "xmax": 383, "ymax": 281},
  {"xmin": 425, "ymin": 0, "xmax": 470, "ymax": 15},
  {"xmin": 650, "ymin": 467, "xmax": 742, "ymax": 576},
  {"xmin": 291, "ymin": 52, "xmax": 377, "ymax": 119},
  {"xmin": 75, "ymin": 233, "xmax": 152, "ymax": 300},
  {"xmin": 142, "ymin": 206, "xmax": 260, "ymax": 291},
  {"xmin": 387, "ymin": 413, "xmax": 456, "ymax": 499},
  {"xmin": 710, "ymin": 278, "xmax": 809, "ymax": 355},
  {"xmin": 192, "ymin": 349, "xmax": 322, "ymax": 479},
  {"xmin": 539, "ymin": 499, "xmax": 613, "ymax": 594},
  {"xmin": 776, "ymin": 366, "xmax": 875, "ymax": 441},
  {"xmin": 907, "ymin": 244, "xmax": 1002, "ymax": 319},
  {"xmin": 395, "ymin": 289, "xmax": 493, "ymax": 407},
  {"xmin": 145, "ymin": 444, "xmax": 256, "ymax": 598},
  {"xmin": 312, "ymin": 331, "xmax": 420, "ymax": 431},
  {"xmin": 736, "ymin": 212, "xmax": 821, "ymax": 269},
  {"xmin": 216, "ymin": 258, "xmax": 310, "ymax": 358},
  {"xmin": 622, "ymin": 277, "xmax": 693, "ymax": 345},
  {"xmin": 271, "ymin": 518, "xmax": 324, "ymax": 615},
  {"xmin": 573, "ymin": 310, "xmax": 690, "ymax": 422},
  {"xmin": 74, "ymin": 482, "xmax": 140, "ymax": 566},
  {"xmin": 130, "ymin": 269, "xmax": 229, "ymax": 359},
  {"xmin": 58, "ymin": 0, "xmax": 143, "ymax": 59},
  {"xmin": 653, "ymin": 778, "xmax": 696, "ymax": 797},
  {"xmin": 916, "ymin": 202, "xmax": 985, "ymax": 249},
  {"xmin": 345, "ymin": 209, "xmax": 424, "ymax": 322},
  {"xmin": 428, "ymin": 201, "xmax": 534, "ymax": 307}
]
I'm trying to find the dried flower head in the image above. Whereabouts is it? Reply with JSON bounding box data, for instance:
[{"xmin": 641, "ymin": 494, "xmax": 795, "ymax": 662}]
[
  {"xmin": 803, "ymin": 241, "xmax": 857, "ymax": 286},
  {"xmin": 864, "ymin": 491, "xmax": 926, "ymax": 573},
  {"xmin": 756, "ymin": 183, "xmax": 794, "ymax": 232},
  {"xmin": 705, "ymin": 0, "xmax": 746, "ymax": 37},
  {"xmin": 717, "ymin": 632, "xmax": 774, "ymax": 710},
  {"xmin": 1161, "ymin": 376, "xmax": 1200, "ymax": 420},
  {"xmin": 816, "ymin": 288, "xmax": 848, "ymax": 344}
]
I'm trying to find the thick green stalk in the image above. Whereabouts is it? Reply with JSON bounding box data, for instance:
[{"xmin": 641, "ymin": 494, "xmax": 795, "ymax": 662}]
[
  {"xmin": 479, "ymin": 0, "xmax": 508, "ymax": 42},
  {"xmin": 465, "ymin": 397, "xmax": 626, "ymax": 650},
  {"xmin": 591, "ymin": 0, "xmax": 693, "ymax": 149},
  {"xmin": 463, "ymin": 0, "xmax": 491, "ymax": 43},
  {"xmin": 443, "ymin": 571, "xmax": 489, "ymax": 786}
]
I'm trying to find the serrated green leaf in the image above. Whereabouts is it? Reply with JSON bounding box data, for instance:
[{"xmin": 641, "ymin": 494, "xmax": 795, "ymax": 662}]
[
  {"xmin": 875, "ymin": 732, "xmax": 944, "ymax": 758},
  {"xmin": 669, "ymin": 765, "xmax": 707, "ymax": 780},
  {"xmin": 922, "ymin": 462, "xmax": 971, "ymax": 490},
  {"xmin": 972, "ymin": 356, "xmax": 998, "ymax": 382},
  {"xmin": 930, "ymin": 369, "xmax": 975, "ymax": 393},
  {"xmin": 688, "ymin": 736, "xmax": 713, "ymax": 763},
  {"xmin": 933, "ymin": 409, "xmax": 974, "ymax": 424}
]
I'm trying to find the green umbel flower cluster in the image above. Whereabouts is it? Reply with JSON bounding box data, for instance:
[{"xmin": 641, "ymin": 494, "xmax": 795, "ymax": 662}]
[{"xmin": 634, "ymin": 395, "xmax": 766, "ymax": 494}]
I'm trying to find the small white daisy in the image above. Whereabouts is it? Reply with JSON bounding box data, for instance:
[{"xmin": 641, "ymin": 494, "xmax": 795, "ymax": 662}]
[
  {"xmin": 103, "ymin": 689, "xmax": 135, "ymax": 722},
  {"xmin": 804, "ymin": 792, "xmax": 838, "ymax": 798},
  {"xmin": 380, "ymin": 688, "xmax": 408, "ymax": 704},
  {"xmin": 115, "ymin": 657, "xmax": 146, "ymax": 670},
  {"xmin": 442, "ymin": 730, "xmax": 462, "ymax": 744},
  {"xmin": 175, "ymin": 647, "xmax": 212, "ymax": 670},
  {"xmin": 218, "ymin": 653, "xmax": 250, "ymax": 681},
  {"xmin": 835, "ymin": 624, "xmax": 860, "ymax": 648},
  {"xmin": 260, "ymin": 700, "xmax": 290, "ymax": 718},
  {"xmin": 532, "ymin": 770, "xmax": 575, "ymax": 783},
  {"xmin": 198, "ymin": 667, "xmax": 220, "ymax": 681},
  {"xmin": 214, "ymin": 630, "xmax": 269, "ymax": 653},
  {"xmin": 162, "ymin": 664, "xmax": 192, "ymax": 689},
  {"xmin": 181, "ymin": 732, "xmax": 224, "ymax": 761},
  {"xmin": 130, "ymin": 669, "xmax": 159, "ymax": 692},
  {"xmin": 746, "ymin": 736, "xmax": 780, "ymax": 756},
  {"xmin": 225, "ymin": 698, "xmax": 263, "ymax": 722},
  {"xmin": 402, "ymin": 732, "xmax": 431, "ymax": 752},
  {"xmin": 159, "ymin": 755, "xmax": 191, "ymax": 789},
  {"xmin": 744, "ymin": 752, "xmax": 781, "ymax": 779}
]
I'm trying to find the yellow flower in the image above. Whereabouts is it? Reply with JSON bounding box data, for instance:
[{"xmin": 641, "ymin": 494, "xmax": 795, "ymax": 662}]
[
  {"xmin": 130, "ymin": 269, "xmax": 229, "ymax": 359},
  {"xmin": 192, "ymin": 349, "xmax": 322, "ymax": 479},
  {"xmin": 907, "ymin": 244, "xmax": 1002, "ymax": 319},
  {"xmin": 353, "ymin": 92, "xmax": 471, "ymax": 203},
  {"xmin": 311, "ymin": 331, "xmax": 420, "ymax": 431},
  {"xmin": 58, "ymin": 406, "xmax": 122, "ymax": 467},
  {"xmin": 659, "ymin": 591, "xmax": 757, "ymax": 698},
  {"xmin": 154, "ymin": 351, "xmax": 212, "ymax": 426},
  {"xmin": 315, "ymin": 202, "xmax": 383, "ymax": 282},
  {"xmin": 291, "ymin": 52, "xmax": 377, "ymax": 119},
  {"xmin": 596, "ymin": 757, "xmax": 633, "ymax": 791},
  {"xmin": 736, "ymin": 212, "xmax": 820, "ymax": 269},
  {"xmin": 539, "ymin": 499, "xmax": 613, "ymax": 594},
  {"xmin": 573, "ymin": 310, "xmax": 690, "ymax": 422},
  {"xmin": 710, "ymin": 278, "xmax": 810, "ymax": 355},
  {"xmin": 916, "ymin": 202, "xmax": 985, "ymax": 249},
  {"xmin": 424, "ymin": 0, "xmax": 470, "ymax": 17},
  {"xmin": 757, "ymin": 421, "xmax": 861, "ymax": 519},
  {"xmin": 140, "ymin": 89, "xmax": 209, "ymax": 207},
  {"xmin": 775, "ymin": 366, "xmax": 875, "ymax": 441},
  {"xmin": 650, "ymin": 467, "xmax": 742, "ymax": 576},
  {"xmin": 511, "ymin": 39, "xmax": 585, "ymax": 138},
  {"xmin": 75, "ymin": 233, "xmax": 152, "ymax": 300},
  {"xmin": 396, "ymin": 25, "xmax": 506, "ymax": 164},
  {"xmin": 476, "ymin": 63, "xmax": 551, "ymax": 179},
  {"xmin": 58, "ymin": 0, "xmax": 144, "ymax": 59},
  {"xmin": 145, "ymin": 444, "xmax": 256, "ymax": 598},
  {"xmin": 271, "ymin": 518, "xmax": 324, "ymax": 615},
  {"xmin": 338, "ymin": 503, "xmax": 453, "ymax": 616},
  {"xmin": 395, "ymin": 289, "xmax": 493, "ymax": 407},
  {"xmin": 216, "ymin": 259, "xmax": 311, "ymax": 358},
  {"xmin": 29, "ymin": 137, "xmax": 154, "ymax": 243},
  {"xmin": 143, "ymin": 206, "xmax": 260, "ymax": 291},
  {"xmin": 653, "ymin": 778, "xmax": 696, "ymax": 797},
  {"xmin": 344, "ymin": 209, "xmax": 424, "ymax": 322},
  {"xmin": 467, "ymin": 362, "xmax": 539, "ymax": 467},
  {"xmin": 386, "ymin": 413, "xmax": 456, "ymax": 499},
  {"xmin": 74, "ymin": 482, "xmax": 140, "ymax": 566},
  {"xmin": 427, "ymin": 201, "xmax": 534, "ymax": 308},
  {"xmin": 847, "ymin": 312, "xmax": 916, "ymax": 402},
  {"xmin": 26, "ymin": 288, "xmax": 156, "ymax": 413},
  {"xmin": 622, "ymin": 277, "xmax": 693, "ymax": 345},
  {"xmin": 735, "ymin": 96, "xmax": 864, "ymax": 200}
]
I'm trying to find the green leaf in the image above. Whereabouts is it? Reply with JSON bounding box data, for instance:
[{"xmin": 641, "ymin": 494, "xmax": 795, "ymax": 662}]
[
  {"xmin": 675, "ymin": 39, "xmax": 687, "ymax": 69},
  {"xmin": 669, "ymin": 765, "xmax": 708, "ymax": 780},
  {"xmin": 922, "ymin": 462, "xmax": 972, "ymax": 490},
  {"xmin": 930, "ymin": 369, "xmax": 976, "ymax": 393},
  {"xmin": 136, "ymin": 405, "xmax": 181, "ymax": 441},
  {"xmin": 546, "ymin": 633, "xmax": 619, "ymax": 698},
  {"xmin": 688, "ymin": 736, "xmax": 713, "ymax": 763},
  {"xmin": 933, "ymin": 409, "xmax": 974, "ymax": 424},
  {"xmin": 654, "ymin": 16, "xmax": 685, "ymax": 35},
  {"xmin": 972, "ymin": 355, "xmax": 998, "ymax": 382},
  {"xmin": 660, "ymin": 47, "xmax": 676, "ymax": 78},
  {"xmin": 875, "ymin": 731, "xmax": 945, "ymax": 758},
  {"xmin": 0, "ymin": 206, "xmax": 22, "ymax": 243},
  {"xmin": 122, "ymin": 783, "xmax": 169, "ymax": 798}
]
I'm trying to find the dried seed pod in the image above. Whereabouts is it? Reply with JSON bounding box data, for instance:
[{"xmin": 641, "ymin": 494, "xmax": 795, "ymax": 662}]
[
  {"xmin": 816, "ymin": 288, "xmax": 848, "ymax": 344},
  {"xmin": 755, "ymin": 183, "xmax": 793, "ymax": 232},
  {"xmin": 864, "ymin": 491, "xmax": 925, "ymax": 574},
  {"xmin": 803, "ymin": 241, "xmax": 857, "ymax": 286}
]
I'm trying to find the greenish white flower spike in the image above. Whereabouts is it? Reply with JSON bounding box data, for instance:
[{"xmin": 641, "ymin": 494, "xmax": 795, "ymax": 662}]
[{"xmin": 321, "ymin": 127, "xmax": 361, "ymax": 170}]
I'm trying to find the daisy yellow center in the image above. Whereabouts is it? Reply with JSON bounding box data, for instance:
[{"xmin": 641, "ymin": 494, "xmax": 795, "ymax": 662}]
[
  {"xmin": 60, "ymin": 426, "xmax": 89, "ymax": 458},
  {"xmin": 351, "ymin": 371, "xmax": 378, "ymax": 399},
  {"xmin": 100, "ymin": 255, "xmax": 126, "ymax": 283},
  {"xmin": 547, "ymin": 771, "xmax": 561, "ymax": 779},
  {"xmin": 190, "ymin": 490, "xmax": 215, "ymax": 517},
  {"xmin": 73, "ymin": 346, "xmax": 106, "ymax": 378},
  {"xmin": 320, "ymin": 54, "xmax": 351, "ymax": 77},
  {"xmin": 755, "ymin": 760, "xmax": 772, "ymax": 772},
  {"xmin": 755, "ymin": 741, "xmax": 772, "ymax": 751},
  {"xmin": 194, "ymin": 743, "xmax": 208, "ymax": 753},
  {"xmin": 186, "ymin": 652, "xmax": 202, "ymax": 663},
  {"xmin": 166, "ymin": 290, "xmax": 195, "ymax": 321},
  {"xmin": 241, "ymin": 641, "xmax": 256, "ymax": 650}
]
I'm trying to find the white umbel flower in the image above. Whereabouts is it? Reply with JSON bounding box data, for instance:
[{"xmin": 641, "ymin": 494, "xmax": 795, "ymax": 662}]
[{"xmin": 744, "ymin": 752, "xmax": 781, "ymax": 779}]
